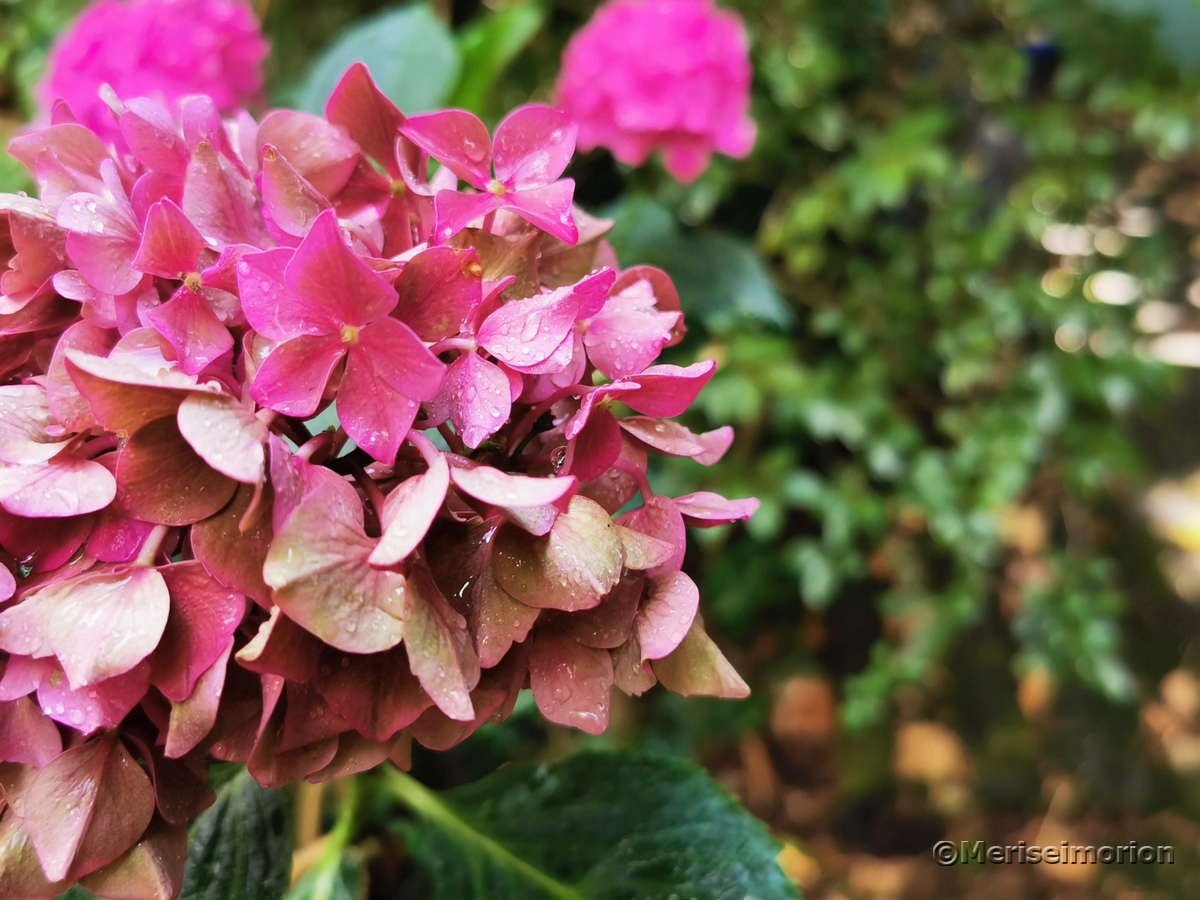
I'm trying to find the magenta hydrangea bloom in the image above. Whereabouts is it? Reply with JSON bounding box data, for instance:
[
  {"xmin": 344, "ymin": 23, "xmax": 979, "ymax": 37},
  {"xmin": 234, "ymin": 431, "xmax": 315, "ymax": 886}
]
[
  {"xmin": 0, "ymin": 64, "xmax": 756, "ymax": 897},
  {"xmin": 38, "ymin": 0, "xmax": 267, "ymax": 143},
  {"xmin": 555, "ymin": 0, "xmax": 756, "ymax": 182}
]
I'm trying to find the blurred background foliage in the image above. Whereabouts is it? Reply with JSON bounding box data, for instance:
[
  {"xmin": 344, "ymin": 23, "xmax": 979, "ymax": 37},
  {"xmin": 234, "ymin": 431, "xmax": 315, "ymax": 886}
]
[{"xmin": 8, "ymin": 0, "xmax": 1200, "ymax": 896}]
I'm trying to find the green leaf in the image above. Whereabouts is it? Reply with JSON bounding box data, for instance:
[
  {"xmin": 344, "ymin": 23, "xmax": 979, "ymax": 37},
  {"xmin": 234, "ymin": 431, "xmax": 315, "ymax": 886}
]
[
  {"xmin": 450, "ymin": 4, "xmax": 545, "ymax": 114},
  {"xmin": 286, "ymin": 855, "xmax": 365, "ymax": 900},
  {"xmin": 178, "ymin": 768, "xmax": 292, "ymax": 900},
  {"xmin": 389, "ymin": 750, "xmax": 799, "ymax": 899},
  {"xmin": 606, "ymin": 198, "xmax": 793, "ymax": 331},
  {"xmin": 297, "ymin": 5, "xmax": 460, "ymax": 116}
]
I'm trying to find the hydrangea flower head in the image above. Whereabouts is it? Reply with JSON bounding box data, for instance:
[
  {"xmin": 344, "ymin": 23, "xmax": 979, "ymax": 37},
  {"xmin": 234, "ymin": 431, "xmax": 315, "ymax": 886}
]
[
  {"xmin": 38, "ymin": 0, "xmax": 268, "ymax": 142},
  {"xmin": 0, "ymin": 63, "xmax": 756, "ymax": 896},
  {"xmin": 555, "ymin": 0, "xmax": 756, "ymax": 182}
]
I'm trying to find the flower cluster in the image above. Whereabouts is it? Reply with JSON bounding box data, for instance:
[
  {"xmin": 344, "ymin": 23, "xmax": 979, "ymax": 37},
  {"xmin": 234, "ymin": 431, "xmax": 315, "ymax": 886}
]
[
  {"xmin": 0, "ymin": 65, "xmax": 756, "ymax": 896},
  {"xmin": 37, "ymin": 0, "xmax": 267, "ymax": 144},
  {"xmin": 555, "ymin": 0, "xmax": 756, "ymax": 182}
]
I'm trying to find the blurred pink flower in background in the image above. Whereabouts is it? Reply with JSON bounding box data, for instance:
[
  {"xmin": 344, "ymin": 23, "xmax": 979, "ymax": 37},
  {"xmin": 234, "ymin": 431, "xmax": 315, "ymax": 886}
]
[
  {"xmin": 38, "ymin": 0, "xmax": 267, "ymax": 141},
  {"xmin": 555, "ymin": 0, "xmax": 756, "ymax": 182}
]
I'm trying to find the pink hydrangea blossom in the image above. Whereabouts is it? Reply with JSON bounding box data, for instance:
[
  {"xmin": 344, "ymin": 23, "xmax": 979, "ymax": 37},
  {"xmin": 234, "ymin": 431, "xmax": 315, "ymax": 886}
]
[
  {"xmin": 38, "ymin": 0, "xmax": 268, "ymax": 143},
  {"xmin": 556, "ymin": 0, "xmax": 757, "ymax": 182},
  {"xmin": 0, "ymin": 64, "xmax": 757, "ymax": 896}
]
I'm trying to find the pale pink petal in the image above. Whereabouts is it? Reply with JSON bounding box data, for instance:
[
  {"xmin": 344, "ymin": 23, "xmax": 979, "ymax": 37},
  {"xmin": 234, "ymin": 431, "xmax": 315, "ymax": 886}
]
[
  {"xmin": 0, "ymin": 455, "xmax": 116, "ymax": 518},
  {"xmin": 672, "ymin": 491, "xmax": 759, "ymax": 527},
  {"xmin": 450, "ymin": 465, "xmax": 577, "ymax": 510},
  {"xmin": 176, "ymin": 392, "xmax": 267, "ymax": 484},
  {"xmin": 370, "ymin": 451, "xmax": 450, "ymax": 567}
]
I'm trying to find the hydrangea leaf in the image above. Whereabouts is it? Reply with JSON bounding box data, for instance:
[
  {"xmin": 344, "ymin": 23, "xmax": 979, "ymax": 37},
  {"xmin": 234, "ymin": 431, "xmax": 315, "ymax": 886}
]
[
  {"xmin": 177, "ymin": 768, "xmax": 291, "ymax": 900},
  {"xmin": 297, "ymin": 6, "xmax": 460, "ymax": 117},
  {"xmin": 388, "ymin": 750, "xmax": 798, "ymax": 900}
]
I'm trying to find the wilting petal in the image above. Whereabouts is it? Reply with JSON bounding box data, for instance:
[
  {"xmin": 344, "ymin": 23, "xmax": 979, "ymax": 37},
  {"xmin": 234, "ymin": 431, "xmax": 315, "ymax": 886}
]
[
  {"xmin": 151, "ymin": 562, "xmax": 244, "ymax": 702},
  {"xmin": 530, "ymin": 629, "xmax": 612, "ymax": 734},
  {"xmin": 426, "ymin": 521, "xmax": 541, "ymax": 670},
  {"xmin": 635, "ymin": 571, "xmax": 700, "ymax": 660},
  {"xmin": 24, "ymin": 735, "xmax": 155, "ymax": 882},
  {"xmin": 263, "ymin": 472, "xmax": 408, "ymax": 653},
  {"xmin": 0, "ymin": 696, "xmax": 62, "ymax": 766},
  {"xmin": 652, "ymin": 618, "xmax": 748, "ymax": 699},
  {"xmin": 191, "ymin": 482, "xmax": 273, "ymax": 606},
  {"xmin": 492, "ymin": 495, "xmax": 623, "ymax": 611},
  {"xmin": 116, "ymin": 417, "xmax": 237, "ymax": 525},
  {"xmin": 315, "ymin": 646, "xmax": 431, "ymax": 742},
  {"xmin": 165, "ymin": 640, "xmax": 232, "ymax": 758},
  {"xmin": 618, "ymin": 495, "xmax": 686, "ymax": 577},
  {"xmin": 78, "ymin": 819, "xmax": 187, "ymax": 900},
  {"xmin": 558, "ymin": 575, "xmax": 643, "ymax": 650},
  {"xmin": 493, "ymin": 105, "xmax": 577, "ymax": 189},
  {"xmin": 63, "ymin": 348, "xmax": 198, "ymax": 437},
  {"xmin": 403, "ymin": 568, "xmax": 479, "ymax": 721}
]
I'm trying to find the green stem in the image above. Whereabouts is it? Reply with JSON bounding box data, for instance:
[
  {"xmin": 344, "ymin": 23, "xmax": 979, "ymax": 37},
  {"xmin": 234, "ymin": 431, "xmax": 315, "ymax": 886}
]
[
  {"xmin": 308, "ymin": 777, "xmax": 364, "ymax": 900},
  {"xmin": 383, "ymin": 768, "xmax": 582, "ymax": 900}
]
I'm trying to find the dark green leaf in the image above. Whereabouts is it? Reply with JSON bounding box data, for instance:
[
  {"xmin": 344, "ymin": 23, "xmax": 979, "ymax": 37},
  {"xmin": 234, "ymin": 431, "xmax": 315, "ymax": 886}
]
[
  {"xmin": 450, "ymin": 4, "xmax": 545, "ymax": 114},
  {"xmin": 178, "ymin": 768, "xmax": 292, "ymax": 900},
  {"xmin": 297, "ymin": 5, "xmax": 460, "ymax": 116},
  {"xmin": 391, "ymin": 750, "xmax": 799, "ymax": 899}
]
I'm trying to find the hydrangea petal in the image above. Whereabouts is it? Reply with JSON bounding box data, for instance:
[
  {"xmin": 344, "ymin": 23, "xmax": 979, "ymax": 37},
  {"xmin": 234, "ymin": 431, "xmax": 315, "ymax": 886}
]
[
  {"xmin": 492, "ymin": 105, "xmax": 577, "ymax": 190},
  {"xmin": 530, "ymin": 629, "xmax": 612, "ymax": 735}
]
